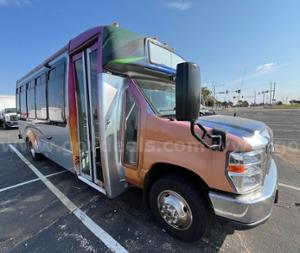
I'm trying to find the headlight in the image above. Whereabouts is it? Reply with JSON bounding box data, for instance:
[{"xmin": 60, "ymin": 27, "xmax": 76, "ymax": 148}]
[{"xmin": 227, "ymin": 149, "xmax": 265, "ymax": 194}]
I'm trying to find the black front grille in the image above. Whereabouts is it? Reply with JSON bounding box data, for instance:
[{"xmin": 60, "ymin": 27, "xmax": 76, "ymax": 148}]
[{"xmin": 10, "ymin": 115, "xmax": 18, "ymax": 121}]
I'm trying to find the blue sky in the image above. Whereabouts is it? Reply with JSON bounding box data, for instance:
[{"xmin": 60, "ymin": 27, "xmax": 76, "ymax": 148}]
[{"xmin": 0, "ymin": 0, "xmax": 299, "ymax": 103}]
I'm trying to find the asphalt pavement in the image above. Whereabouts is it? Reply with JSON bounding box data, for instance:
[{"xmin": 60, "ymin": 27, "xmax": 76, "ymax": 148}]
[{"xmin": 219, "ymin": 108, "xmax": 300, "ymax": 148}]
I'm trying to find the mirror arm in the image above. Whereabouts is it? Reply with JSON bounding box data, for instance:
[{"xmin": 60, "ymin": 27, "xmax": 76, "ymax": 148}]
[{"xmin": 190, "ymin": 121, "xmax": 225, "ymax": 151}]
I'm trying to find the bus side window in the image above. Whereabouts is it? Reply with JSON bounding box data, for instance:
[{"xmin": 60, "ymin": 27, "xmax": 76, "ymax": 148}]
[
  {"xmin": 48, "ymin": 61, "xmax": 66, "ymax": 123},
  {"xmin": 36, "ymin": 74, "xmax": 47, "ymax": 120},
  {"xmin": 124, "ymin": 91, "xmax": 138, "ymax": 165},
  {"xmin": 27, "ymin": 80, "xmax": 36, "ymax": 119},
  {"xmin": 19, "ymin": 85, "xmax": 27, "ymax": 119},
  {"xmin": 16, "ymin": 87, "xmax": 20, "ymax": 115}
]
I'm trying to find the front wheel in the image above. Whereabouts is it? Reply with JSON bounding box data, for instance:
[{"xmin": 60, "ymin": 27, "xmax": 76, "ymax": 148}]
[{"xmin": 149, "ymin": 175, "xmax": 209, "ymax": 242}]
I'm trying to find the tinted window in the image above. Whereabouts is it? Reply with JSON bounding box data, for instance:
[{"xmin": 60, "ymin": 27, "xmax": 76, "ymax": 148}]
[
  {"xmin": 16, "ymin": 88, "xmax": 20, "ymax": 115},
  {"xmin": 75, "ymin": 58, "xmax": 91, "ymax": 175},
  {"xmin": 48, "ymin": 61, "xmax": 66, "ymax": 122},
  {"xmin": 148, "ymin": 41, "xmax": 185, "ymax": 69},
  {"xmin": 136, "ymin": 78, "xmax": 175, "ymax": 116},
  {"xmin": 36, "ymin": 74, "xmax": 47, "ymax": 119},
  {"xmin": 27, "ymin": 81, "xmax": 36, "ymax": 119},
  {"xmin": 124, "ymin": 91, "xmax": 138, "ymax": 165},
  {"xmin": 20, "ymin": 85, "xmax": 27, "ymax": 119},
  {"xmin": 89, "ymin": 50, "xmax": 99, "ymax": 144}
]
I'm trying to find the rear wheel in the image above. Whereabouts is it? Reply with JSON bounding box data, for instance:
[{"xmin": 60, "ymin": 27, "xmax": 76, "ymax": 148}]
[
  {"xmin": 28, "ymin": 142, "xmax": 43, "ymax": 161},
  {"xmin": 149, "ymin": 175, "xmax": 209, "ymax": 242}
]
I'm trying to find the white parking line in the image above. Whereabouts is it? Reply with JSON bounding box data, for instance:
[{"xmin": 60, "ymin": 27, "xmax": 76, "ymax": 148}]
[
  {"xmin": 0, "ymin": 171, "xmax": 67, "ymax": 193},
  {"xmin": 274, "ymin": 137, "xmax": 300, "ymax": 141},
  {"xmin": 9, "ymin": 144, "xmax": 128, "ymax": 253},
  {"xmin": 279, "ymin": 182, "xmax": 300, "ymax": 192},
  {"xmin": 0, "ymin": 178, "xmax": 40, "ymax": 193}
]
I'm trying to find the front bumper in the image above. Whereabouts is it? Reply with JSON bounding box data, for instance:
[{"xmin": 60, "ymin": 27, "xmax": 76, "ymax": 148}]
[
  {"xmin": 209, "ymin": 159, "xmax": 278, "ymax": 226},
  {"xmin": 6, "ymin": 121, "xmax": 18, "ymax": 127}
]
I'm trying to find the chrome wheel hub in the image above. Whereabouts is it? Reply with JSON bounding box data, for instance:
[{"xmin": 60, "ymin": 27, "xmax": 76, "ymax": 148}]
[{"xmin": 157, "ymin": 190, "xmax": 193, "ymax": 230}]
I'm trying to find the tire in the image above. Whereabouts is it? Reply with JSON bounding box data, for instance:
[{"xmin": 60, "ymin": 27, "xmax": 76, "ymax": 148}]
[
  {"xmin": 4, "ymin": 123, "xmax": 8, "ymax": 130},
  {"xmin": 28, "ymin": 142, "xmax": 43, "ymax": 161},
  {"xmin": 149, "ymin": 175, "xmax": 209, "ymax": 242}
]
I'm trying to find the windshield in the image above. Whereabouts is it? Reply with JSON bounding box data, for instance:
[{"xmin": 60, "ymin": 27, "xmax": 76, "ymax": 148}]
[
  {"xmin": 4, "ymin": 108, "xmax": 16, "ymax": 113},
  {"xmin": 136, "ymin": 79, "xmax": 176, "ymax": 115}
]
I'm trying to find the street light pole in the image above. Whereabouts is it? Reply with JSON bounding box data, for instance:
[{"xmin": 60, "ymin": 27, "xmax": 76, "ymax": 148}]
[{"xmin": 273, "ymin": 82, "xmax": 276, "ymax": 103}]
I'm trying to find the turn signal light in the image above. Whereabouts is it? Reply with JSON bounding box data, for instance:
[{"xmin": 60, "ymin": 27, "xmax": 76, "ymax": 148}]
[{"xmin": 228, "ymin": 164, "xmax": 245, "ymax": 173}]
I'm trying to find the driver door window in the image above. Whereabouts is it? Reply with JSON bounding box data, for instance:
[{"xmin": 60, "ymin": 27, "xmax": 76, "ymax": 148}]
[{"xmin": 124, "ymin": 91, "xmax": 138, "ymax": 165}]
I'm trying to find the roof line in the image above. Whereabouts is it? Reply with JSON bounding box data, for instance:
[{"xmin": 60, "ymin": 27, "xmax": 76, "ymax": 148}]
[{"xmin": 16, "ymin": 44, "xmax": 68, "ymax": 84}]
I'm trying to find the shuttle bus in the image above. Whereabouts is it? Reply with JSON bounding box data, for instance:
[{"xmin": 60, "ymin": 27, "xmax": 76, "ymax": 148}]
[{"xmin": 16, "ymin": 24, "xmax": 278, "ymax": 241}]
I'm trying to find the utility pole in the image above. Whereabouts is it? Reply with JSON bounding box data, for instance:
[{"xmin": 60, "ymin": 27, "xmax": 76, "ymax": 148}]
[
  {"xmin": 270, "ymin": 82, "xmax": 273, "ymax": 104},
  {"xmin": 211, "ymin": 82, "xmax": 224, "ymax": 108},
  {"xmin": 254, "ymin": 91, "xmax": 257, "ymax": 105},
  {"xmin": 261, "ymin": 90, "xmax": 270, "ymax": 105},
  {"xmin": 272, "ymin": 82, "xmax": 276, "ymax": 103},
  {"xmin": 239, "ymin": 68, "xmax": 247, "ymax": 101}
]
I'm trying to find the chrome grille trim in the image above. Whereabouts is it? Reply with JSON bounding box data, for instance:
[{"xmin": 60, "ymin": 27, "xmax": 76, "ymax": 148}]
[{"xmin": 10, "ymin": 115, "xmax": 18, "ymax": 121}]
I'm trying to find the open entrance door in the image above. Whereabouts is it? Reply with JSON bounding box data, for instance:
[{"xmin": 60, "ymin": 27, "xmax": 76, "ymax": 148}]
[{"xmin": 72, "ymin": 44, "xmax": 104, "ymax": 192}]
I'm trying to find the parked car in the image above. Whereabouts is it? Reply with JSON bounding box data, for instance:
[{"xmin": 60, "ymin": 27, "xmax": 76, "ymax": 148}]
[{"xmin": 200, "ymin": 105, "xmax": 215, "ymax": 116}]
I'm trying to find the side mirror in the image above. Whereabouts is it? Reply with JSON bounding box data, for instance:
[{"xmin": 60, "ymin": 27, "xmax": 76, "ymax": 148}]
[
  {"xmin": 176, "ymin": 62, "xmax": 226, "ymax": 151},
  {"xmin": 176, "ymin": 62, "xmax": 201, "ymax": 121}
]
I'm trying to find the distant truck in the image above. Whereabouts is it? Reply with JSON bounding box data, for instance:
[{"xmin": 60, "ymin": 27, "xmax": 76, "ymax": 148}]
[{"xmin": 0, "ymin": 95, "xmax": 18, "ymax": 129}]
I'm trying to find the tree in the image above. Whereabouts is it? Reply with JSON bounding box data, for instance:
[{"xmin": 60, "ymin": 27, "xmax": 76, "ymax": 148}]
[
  {"xmin": 237, "ymin": 100, "xmax": 249, "ymax": 107},
  {"xmin": 206, "ymin": 97, "xmax": 215, "ymax": 107},
  {"xmin": 201, "ymin": 87, "xmax": 214, "ymax": 106},
  {"xmin": 221, "ymin": 101, "xmax": 229, "ymax": 108}
]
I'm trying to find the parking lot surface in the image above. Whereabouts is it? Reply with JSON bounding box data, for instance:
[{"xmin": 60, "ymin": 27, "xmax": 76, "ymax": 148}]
[
  {"xmin": 0, "ymin": 109, "xmax": 300, "ymax": 253},
  {"xmin": 220, "ymin": 108, "xmax": 300, "ymax": 148}
]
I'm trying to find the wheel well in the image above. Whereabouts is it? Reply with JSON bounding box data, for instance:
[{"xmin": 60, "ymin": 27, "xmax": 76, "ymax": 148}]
[
  {"xmin": 143, "ymin": 163, "xmax": 210, "ymax": 206},
  {"xmin": 25, "ymin": 136, "xmax": 35, "ymax": 149}
]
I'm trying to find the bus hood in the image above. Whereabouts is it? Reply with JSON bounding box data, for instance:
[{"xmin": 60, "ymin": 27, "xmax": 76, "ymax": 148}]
[{"xmin": 197, "ymin": 115, "xmax": 267, "ymax": 139}]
